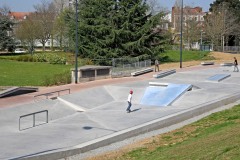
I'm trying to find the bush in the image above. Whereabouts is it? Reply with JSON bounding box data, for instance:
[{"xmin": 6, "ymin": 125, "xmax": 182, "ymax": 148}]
[
  {"xmin": 34, "ymin": 53, "xmax": 66, "ymax": 64},
  {"xmin": 16, "ymin": 55, "xmax": 37, "ymax": 62},
  {"xmin": 42, "ymin": 71, "xmax": 71, "ymax": 86}
]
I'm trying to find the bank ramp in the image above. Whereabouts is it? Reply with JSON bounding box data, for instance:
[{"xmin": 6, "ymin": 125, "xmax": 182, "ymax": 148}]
[{"xmin": 140, "ymin": 83, "xmax": 192, "ymax": 106}]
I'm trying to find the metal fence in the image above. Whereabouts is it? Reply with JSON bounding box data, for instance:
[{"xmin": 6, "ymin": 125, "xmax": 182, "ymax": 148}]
[
  {"xmin": 111, "ymin": 57, "xmax": 152, "ymax": 77},
  {"xmin": 214, "ymin": 46, "xmax": 240, "ymax": 53}
]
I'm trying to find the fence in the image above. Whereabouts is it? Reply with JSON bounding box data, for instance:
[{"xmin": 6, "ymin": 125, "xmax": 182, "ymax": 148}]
[
  {"xmin": 214, "ymin": 46, "xmax": 240, "ymax": 53},
  {"xmin": 111, "ymin": 57, "xmax": 152, "ymax": 77}
]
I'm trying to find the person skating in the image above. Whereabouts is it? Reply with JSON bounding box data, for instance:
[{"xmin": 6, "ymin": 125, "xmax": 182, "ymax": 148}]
[
  {"xmin": 233, "ymin": 57, "xmax": 239, "ymax": 72},
  {"xmin": 126, "ymin": 90, "xmax": 133, "ymax": 113}
]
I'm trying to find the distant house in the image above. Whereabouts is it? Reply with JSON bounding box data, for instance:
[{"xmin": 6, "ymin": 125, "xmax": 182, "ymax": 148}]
[
  {"xmin": 171, "ymin": 6, "xmax": 206, "ymax": 32},
  {"xmin": 8, "ymin": 11, "xmax": 59, "ymax": 48},
  {"xmin": 171, "ymin": 6, "xmax": 207, "ymax": 50},
  {"xmin": 8, "ymin": 12, "xmax": 31, "ymax": 21}
]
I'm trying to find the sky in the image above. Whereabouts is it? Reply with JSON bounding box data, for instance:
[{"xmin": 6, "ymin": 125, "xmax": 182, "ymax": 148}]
[{"xmin": 0, "ymin": 0, "xmax": 216, "ymax": 12}]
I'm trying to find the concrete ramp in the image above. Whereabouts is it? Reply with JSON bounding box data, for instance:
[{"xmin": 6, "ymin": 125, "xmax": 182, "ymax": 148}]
[
  {"xmin": 59, "ymin": 87, "xmax": 114, "ymax": 110},
  {"xmin": 140, "ymin": 83, "xmax": 192, "ymax": 106},
  {"xmin": 0, "ymin": 87, "xmax": 38, "ymax": 98},
  {"xmin": 207, "ymin": 74, "xmax": 231, "ymax": 82}
]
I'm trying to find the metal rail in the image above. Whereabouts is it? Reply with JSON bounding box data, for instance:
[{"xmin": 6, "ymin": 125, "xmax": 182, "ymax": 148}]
[
  {"xmin": 34, "ymin": 88, "xmax": 70, "ymax": 101},
  {"xmin": 19, "ymin": 110, "xmax": 48, "ymax": 131}
]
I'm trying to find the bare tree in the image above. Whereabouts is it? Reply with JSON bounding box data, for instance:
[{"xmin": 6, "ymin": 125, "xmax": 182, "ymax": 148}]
[
  {"xmin": 204, "ymin": 3, "xmax": 240, "ymax": 50},
  {"xmin": 15, "ymin": 17, "xmax": 38, "ymax": 55},
  {"xmin": 0, "ymin": 5, "xmax": 11, "ymax": 16},
  {"xmin": 33, "ymin": 0, "xmax": 57, "ymax": 51},
  {"xmin": 147, "ymin": 0, "xmax": 167, "ymax": 15}
]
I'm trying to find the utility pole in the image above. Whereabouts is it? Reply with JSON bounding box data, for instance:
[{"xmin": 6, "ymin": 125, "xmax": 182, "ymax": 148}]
[
  {"xmin": 75, "ymin": 0, "xmax": 78, "ymax": 84},
  {"xmin": 180, "ymin": 0, "xmax": 183, "ymax": 68}
]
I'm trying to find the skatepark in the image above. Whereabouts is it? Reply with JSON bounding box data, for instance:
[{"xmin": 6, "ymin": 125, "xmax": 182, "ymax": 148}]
[{"xmin": 0, "ymin": 64, "xmax": 240, "ymax": 160}]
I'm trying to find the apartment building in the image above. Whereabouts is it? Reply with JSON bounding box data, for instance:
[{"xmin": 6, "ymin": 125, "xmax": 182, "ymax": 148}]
[{"xmin": 171, "ymin": 6, "xmax": 206, "ymax": 32}]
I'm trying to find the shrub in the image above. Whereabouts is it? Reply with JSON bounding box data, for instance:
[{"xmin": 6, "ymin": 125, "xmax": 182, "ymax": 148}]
[
  {"xmin": 42, "ymin": 71, "xmax": 71, "ymax": 86},
  {"xmin": 34, "ymin": 53, "xmax": 66, "ymax": 64},
  {"xmin": 16, "ymin": 55, "xmax": 37, "ymax": 62}
]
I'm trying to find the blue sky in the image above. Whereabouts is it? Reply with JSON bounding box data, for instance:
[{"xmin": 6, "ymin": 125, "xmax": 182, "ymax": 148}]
[{"xmin": 0, "ymin": 0, "xmax": 215, "ymax": 12}]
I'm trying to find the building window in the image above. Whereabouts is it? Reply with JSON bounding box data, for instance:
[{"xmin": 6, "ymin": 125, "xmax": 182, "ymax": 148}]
[
  {"xmin": 195, "ymin": 16, "xmax": 198, "ymax": 21},
  {"xmin": 200, "ymin": 16, "xmax": 204, "ymax": 21}
]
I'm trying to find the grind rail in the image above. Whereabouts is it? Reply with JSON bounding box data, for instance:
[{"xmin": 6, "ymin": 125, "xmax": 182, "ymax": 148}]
[{"xmin": 19, "ymin": 110, "xmax": 48, "ymax": 131}]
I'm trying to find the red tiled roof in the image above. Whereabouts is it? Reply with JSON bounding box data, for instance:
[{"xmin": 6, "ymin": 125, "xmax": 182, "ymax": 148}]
[
  {"xmin": 172, "ymin": 6, "xmax": 205, "ymax": 15},
  {"xmin": 8, "ymin": 12, "xmax": 32, "ymax": 20}
]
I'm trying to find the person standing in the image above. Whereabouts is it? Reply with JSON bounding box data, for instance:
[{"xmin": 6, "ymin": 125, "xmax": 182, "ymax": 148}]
[
  {"xmin": 155, "ymin": 59, "xmax": 159, "ymax": 72},
  {"xmin": 233, "ymin": 57, "xmax": 239, "ymax": 72},
  {"xmin": 126, "ymin": 90, "xmax": 133, "ymax": 113}
]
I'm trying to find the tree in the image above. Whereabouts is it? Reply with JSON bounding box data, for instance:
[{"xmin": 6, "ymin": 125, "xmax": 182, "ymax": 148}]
[
  {"xmin": 15, "ymin": 17, "xmax": 38, "ymax": 55},
  {"xmin": 184, "ymin": 19, "xmax": 201, "ymax": 50},
  {"xmin": 67, "ymin": 0, "xmax": 166, "ymax": 63},
  {"xmin": 210, "ymin": 0, "xmax": 240, "ymax": 21},
  {"xmin": 33, "ymin": 0, "xmax": 57, "ymax": 51},
  {"xmin": 52, "ymin": 0, "xmax": 70, "ymax": 50},
  {"xmin": 205, "ymin": 4, "xmax": 240, "ymax": 49},
  {"xmin": 0, "ymin": 9, "xmax": 15, "ymax": 52}
]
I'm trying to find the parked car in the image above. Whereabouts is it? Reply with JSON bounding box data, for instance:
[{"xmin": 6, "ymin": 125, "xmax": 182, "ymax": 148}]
[{"xmin": 14, "ymin": 48, "xmax": 26, "ymax": 54}]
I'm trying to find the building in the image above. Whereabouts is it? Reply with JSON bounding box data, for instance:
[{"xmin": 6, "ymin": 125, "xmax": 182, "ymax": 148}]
[
  {"xmin": 171, "ymin": 6, "xmax": 206, "ymax": 32},
  {"xmin": 171, "ymin": 6, "xmax": 207, "ymax": 50},
  {"xmin": 8, "ymin": 12, "xmax": 31, "ymax": 22}
]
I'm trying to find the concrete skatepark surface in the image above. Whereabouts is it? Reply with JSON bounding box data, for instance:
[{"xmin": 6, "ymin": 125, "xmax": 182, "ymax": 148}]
[{"xmin": 0, "ymin": 65, "xmax": 240, "ymax": 159}]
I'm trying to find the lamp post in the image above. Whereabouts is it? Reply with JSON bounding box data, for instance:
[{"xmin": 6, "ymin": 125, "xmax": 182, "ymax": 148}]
[
  {"xmin": 200, "ymin": 30, "xmax": 203, "ymax": 51},
  {"xmin": 75, "ymin": 0, "xmax": 78, "ymax": 84},
  {"xmin": 180, "ymin": 0, "xmax": 183, "ymax": 68}
]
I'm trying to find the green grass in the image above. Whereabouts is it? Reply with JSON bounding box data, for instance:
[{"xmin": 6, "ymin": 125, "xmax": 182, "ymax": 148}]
[
  {"xmin": 0, "ymin": 59, "xmax": 72, "ymax": 86},
  {"xmin": 161, "ymin": 50, "xmax": 212, "ymax": 62},
  {"xmin": 0, "ymin": 50, "xmax": 212, "ymax": 86},
  {"xmin": 116, "ymin": 105, "xmax": 240, "ymax": 160}
]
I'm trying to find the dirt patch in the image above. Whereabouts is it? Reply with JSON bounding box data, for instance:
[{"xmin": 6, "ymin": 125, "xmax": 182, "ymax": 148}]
[{"xmin": 158, "ymin": 52, "xmax": 239, "ymax": 70}]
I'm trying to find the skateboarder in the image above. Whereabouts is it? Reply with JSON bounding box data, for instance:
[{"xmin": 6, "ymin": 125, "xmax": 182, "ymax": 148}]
[
  {"xmin": 233, "ymin": 57, "xmax": 239, "ymax": 72},
  {"xmin": 126, "ymin": 90, "xmax": 133, "ymax": 113},
  {"xmin": 155, "ymin": 59, "xmax": 159, "ymax": 72}
]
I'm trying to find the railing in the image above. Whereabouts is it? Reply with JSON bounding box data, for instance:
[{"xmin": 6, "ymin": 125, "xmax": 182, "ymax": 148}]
[
  {"xmin": 214, "ymin": 46, "xmax": 240, "ymax": 53},
  {"xmin": 34, "ymin": 88, "xmax": 70, "ymax": 102},
  {"xmin": 19, "ymin": 110, "xmax": 48, "ymax": 131}
]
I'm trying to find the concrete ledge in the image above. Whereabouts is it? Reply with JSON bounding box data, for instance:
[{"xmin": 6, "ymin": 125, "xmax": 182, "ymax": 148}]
[
  {"xmin": 207, "ymin": 74, "xmax": 231, "ymax": 82},
  {"xmin": 153, "ymin": 69, "xmax": 176, "ymax": 78},
  {"xmin": 201, "ymin": 61, "xmax": 214, "ymax": 65},
  {"xmin": 220, "ymin": 62, "xmax": 233, "ymax": 66},
  {"xmin": 131, "ymin": 68, "xmax": 153, "ymax": 76},
  {"xmin": 23, "ymin": 91, "xmax": 240, "ymax": 160}
]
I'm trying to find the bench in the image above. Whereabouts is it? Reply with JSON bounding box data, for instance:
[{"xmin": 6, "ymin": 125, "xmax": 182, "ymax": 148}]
[
  {"xmin": 153, "ymin": 69, "xmax": 176, "ymax": 78},
  {"xmin": 131, "ymin": 68, "xmax": 153, "ymax": 76}
]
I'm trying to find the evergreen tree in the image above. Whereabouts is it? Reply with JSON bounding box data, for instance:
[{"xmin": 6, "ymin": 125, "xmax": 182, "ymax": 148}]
[
  {"xmin": 67, "ymin": 0, "xmax": 165, "ymax": 62},
  {"xmin": 0, "ymin": 16, "xmax": 15, "ymax": 51}
]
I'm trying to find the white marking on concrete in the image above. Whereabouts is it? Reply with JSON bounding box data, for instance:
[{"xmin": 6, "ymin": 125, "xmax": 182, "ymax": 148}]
[{"xmin": 57, "ymin": 97, "xmax": 86, "ymax": 112}]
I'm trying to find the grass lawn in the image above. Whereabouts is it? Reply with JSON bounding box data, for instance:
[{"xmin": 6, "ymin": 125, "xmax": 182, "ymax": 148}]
[
  {"xmin": 0, "ymin": 59, "xmax": 72, "ymax": 86},
  {"xmin": 161, "ymin": 50, "xmax": 212, "ymax": 62},
  {"xmin": 94, "ymin": 105, "xmax": 240, "ymax": 160}
]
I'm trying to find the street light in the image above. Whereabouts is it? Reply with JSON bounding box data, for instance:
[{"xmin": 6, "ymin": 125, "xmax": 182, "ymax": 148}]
[
  {"xmin": 180, "ymin": 0, "xmax": 183, "ymax": 68},
  {"xmin": 75, "ymin": 0, "xmax": 78, "ymax": 84},
  {"xmin": 200, "ymin": 30, "xmax": 204, "ymax": 51}
]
